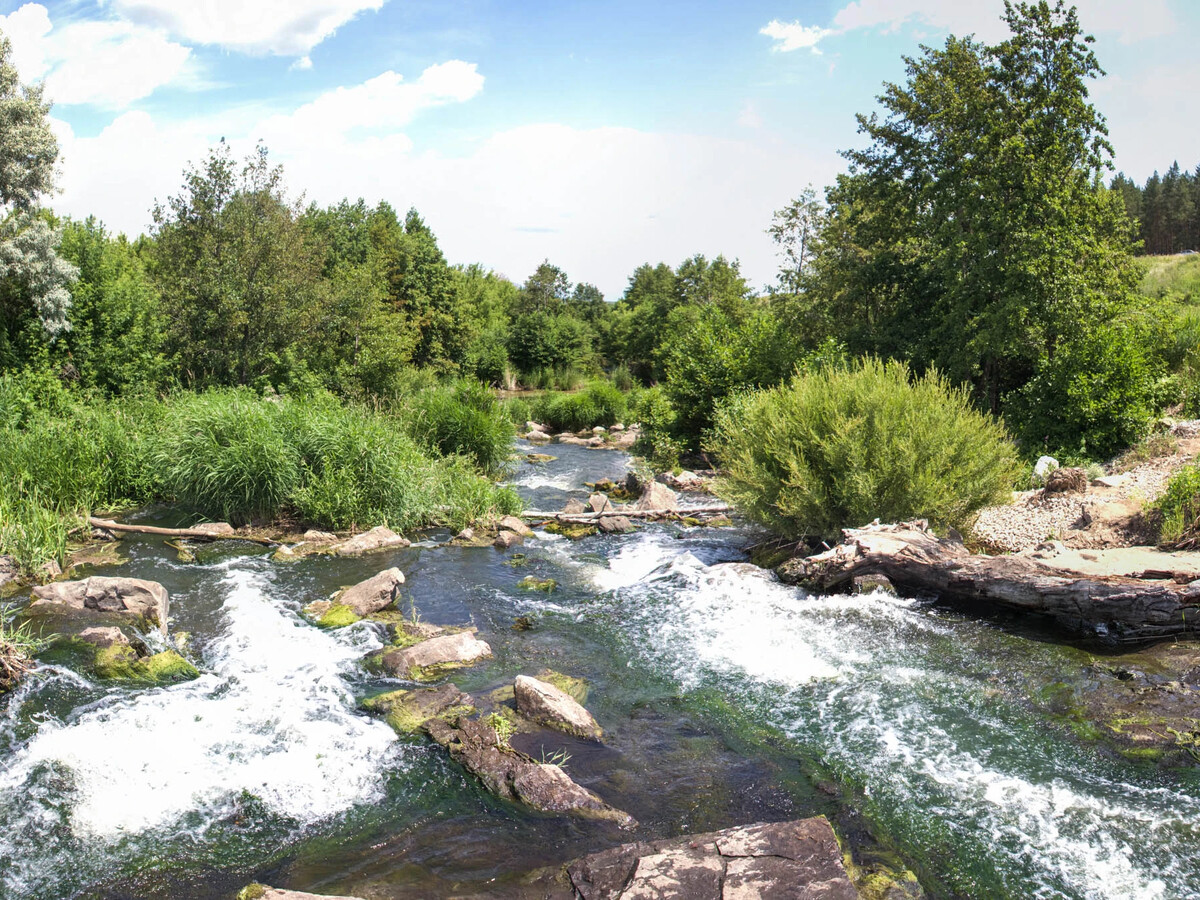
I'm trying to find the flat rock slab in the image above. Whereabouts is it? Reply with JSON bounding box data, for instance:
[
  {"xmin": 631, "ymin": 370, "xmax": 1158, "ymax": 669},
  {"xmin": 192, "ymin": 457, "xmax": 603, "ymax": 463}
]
[
  {"xmin": 363, "ymin": 683, "xmax": 476, "ymax": 733},
  {"xmin": 424, "ymin": 715, "xmax": 635, "ymax": 828},
  {"xmin": 31, "ymin": 576, "xmax": 168, "ymax": 633},
  {"xmin": 515, "ymin": 674, "xmax": 602, "ymax": 740},
  {"xmin": 567, "ymin": 818, "xmax": 857, "ymax": 900},
  {"xmin": 336, "ymin": 567, "xmax": 405, "ymax": 616},
  {"xmin": 243, "ymin": 887, "xmax": 364, "ymax": 900},
  {"xmin": 334, "ymin": 526, "xmax": 410, "ymax": 556},
  {"xmin": 382, "ymin": 630, "xmax": 492, "ymax": 680},
  {"xmin": 499, "ymin": 515, "xmax": 534, "ymax": 537}
]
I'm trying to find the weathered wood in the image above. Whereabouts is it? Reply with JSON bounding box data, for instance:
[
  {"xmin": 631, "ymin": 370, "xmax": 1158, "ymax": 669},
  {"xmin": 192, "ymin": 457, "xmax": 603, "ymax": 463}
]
[
  {"xmin": 521, "ymin": 504, "xmax": 730, "ymax": 523},
  {"xmin": 87, "ymin": 517, "xmax": 275, "ymax": 545},
  {"xmin": 778, "ymin": 521, "xmax": 1200, "ymax": 645}
]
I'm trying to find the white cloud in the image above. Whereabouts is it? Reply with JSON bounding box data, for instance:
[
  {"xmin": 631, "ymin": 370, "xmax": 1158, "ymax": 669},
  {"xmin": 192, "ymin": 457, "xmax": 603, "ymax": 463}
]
[
  {"xmin": 764, "ymin": 0, "xmax": 1176, "ymax": 57},
  {"xmin": 760, "ymin": 19, "xmax": 832, "ymax": 53},
  {"xmin": 1095, "ymin": 62, "xmax": 1200, "ymax": 181},
  {"xmin": 0, "ymin": 4, "xmax": 191, "ymax": 107},
  {"xmin": 50, "ymin": 63, "xmax": 835, "ymax": 296},
  {"xmin": 112, "ymin": 0, "xmax": 386, "ymax": 56},
  {"xmin": 737, "ymin": 101, "xmax": 763, "ymax": 129}
]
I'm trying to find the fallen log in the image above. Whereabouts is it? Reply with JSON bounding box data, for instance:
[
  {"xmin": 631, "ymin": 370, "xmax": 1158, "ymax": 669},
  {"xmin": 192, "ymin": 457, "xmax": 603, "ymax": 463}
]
[
  {"xmin": 521, "ymin": 504, "xmax": 730, "ymax": 522},
  {"xmin": 778, "ymin": 521, "xmax": 1200, "ymax": 646},
  {"xmin": 87, "ymin": 517, "xmax": 276, "ymax": 546}
]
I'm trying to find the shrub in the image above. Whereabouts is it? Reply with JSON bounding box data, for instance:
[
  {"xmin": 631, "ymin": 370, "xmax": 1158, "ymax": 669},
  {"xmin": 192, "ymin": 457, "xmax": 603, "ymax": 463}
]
[
  {"xmin": 709, "ymin": 358, "xmax": 1019, "ymax": 540},
  {"xmin": 629, "ymin": 385, "xmax": 682, "ymax": 471},
  {"xmin": 406, "ymin": 379, "xmax": 515, "ymax": 476},
  {"xmin": 532, "ymin": 381, "xmax": 627, "ymax": 432},
  {"xmin": 1006, "ymin": 322, "xmax": 1158, "ymax": 460},
  {"xmin": 1151, "ymin": 464, "xmax": 1200, "ymax": 549}
]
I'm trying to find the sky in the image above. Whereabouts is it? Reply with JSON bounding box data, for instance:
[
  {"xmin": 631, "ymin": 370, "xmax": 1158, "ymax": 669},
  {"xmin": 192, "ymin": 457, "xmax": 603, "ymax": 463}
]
[{"xmin": 0, "ymin": 0, "xmax": 1196, "ymax": 298}]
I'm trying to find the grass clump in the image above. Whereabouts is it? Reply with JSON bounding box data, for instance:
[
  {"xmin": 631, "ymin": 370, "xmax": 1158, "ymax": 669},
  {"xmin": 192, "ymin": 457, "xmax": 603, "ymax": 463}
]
[
  {"xmin": 0, "ymin": 605, "xmax": 47, "ymax": 691},
  {"xmin": 709, "ymin": 358, "xmax": 1019, "ymax": 541},
  {"xmin": 1151, "ymin": 464, "xmax": 1200, "ymax": 549},
  {"xmin": 406, "ymin": 379, "xmax": 516, "ymax": 476},
  {"xmin": 531, "ymin": 381, "xmax": 626, "ymax": 432}
]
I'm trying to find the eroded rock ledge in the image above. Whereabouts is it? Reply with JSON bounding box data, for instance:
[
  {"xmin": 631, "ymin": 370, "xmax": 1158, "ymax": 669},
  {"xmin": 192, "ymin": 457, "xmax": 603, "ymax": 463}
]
[
  {"xmin": 779, "ymin": 521, "xmax": 1200, "ymax": 645},
  {"xmin": 566, "ymin": 817, "xmax": 858, "ymax": 900}
]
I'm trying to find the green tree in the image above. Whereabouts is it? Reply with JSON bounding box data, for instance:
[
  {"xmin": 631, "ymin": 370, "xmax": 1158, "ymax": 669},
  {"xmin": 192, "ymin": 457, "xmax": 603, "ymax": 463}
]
[
  {"xmin": 0, "ymin": 32, "xmax": 77, "ymax": 365},
  {"xmin": 807, "ymin": 1, "xmax": 1141, "ymax": 419},
  {"xmin": 149, "ymin": 143, "xmax": 321, "ymax": 387}
]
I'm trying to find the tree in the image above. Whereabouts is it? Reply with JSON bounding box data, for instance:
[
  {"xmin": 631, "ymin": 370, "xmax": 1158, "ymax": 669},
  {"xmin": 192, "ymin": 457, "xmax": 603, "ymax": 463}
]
[
  {"xmin": 769, "ymin": 185, "xmax": 825, "ymax": 293},
  {"xmin": 807, "ymin": 1, "xmax": 1141, "ymax": 418},
  {"xmin": 149, "ymin": 143, "xmax": 321, "ymax": 387},
  {"xmin": 0, "ymin": 31, "xmax": 77, "ymax": 364}
]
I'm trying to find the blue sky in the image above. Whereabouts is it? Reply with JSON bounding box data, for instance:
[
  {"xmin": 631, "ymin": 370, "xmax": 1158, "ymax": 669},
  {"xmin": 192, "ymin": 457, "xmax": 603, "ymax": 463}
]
[{"xmin": 1, "ymin": 0, "xmax": 1196, "ymax": 297}]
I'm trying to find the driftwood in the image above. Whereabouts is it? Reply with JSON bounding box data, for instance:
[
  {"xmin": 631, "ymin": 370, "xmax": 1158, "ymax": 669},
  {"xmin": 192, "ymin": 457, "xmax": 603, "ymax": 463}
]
[
  {"xmin": 779, "ymin": 522, "xmax": 1200, "ymax": 646},
  {"xmin": 522, "ymin": 504, "xmax": 730, "ymax": 523},
  {"xmin": 87, "ymin": 517, "xmax": 275, "ymax": 546}
]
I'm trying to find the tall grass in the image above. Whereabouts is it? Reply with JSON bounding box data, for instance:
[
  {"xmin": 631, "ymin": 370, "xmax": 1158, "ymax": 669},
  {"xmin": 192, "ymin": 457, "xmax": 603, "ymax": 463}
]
[
  {"xmin": 404, "ymin": 379, "xmax": 515, "ymax": 476},
  {"xmin": 1151, "ymin": 464, "xmax": 1200, "ymax": 549},
  {"xmin": 709, "ymin": 358, "xmax": 1019, "ymax": 541},
  {"xmin": 0, "ymin": 376, "xmax": 522, "ymax": 574}
]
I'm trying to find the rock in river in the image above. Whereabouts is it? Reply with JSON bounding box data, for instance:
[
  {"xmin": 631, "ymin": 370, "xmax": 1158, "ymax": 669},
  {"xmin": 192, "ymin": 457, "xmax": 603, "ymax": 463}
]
[
  {"xmin": 514, "ymin": 674, "xmax": 602, "ymax": 741},
  {"xmin": 634, "ymin": 481, "xmax": 679, "ymax": 512},
  {"xmin": 336, "ymin": 567, "xmax": 404, "ymax": 616},
  {"xmin": 238, "ymin": 886, "xmax": 364, "ymax": 900},
  {"xmin": 424, "ymin": 714, "xmax": 635, "ymax": 827},
  {"xmin": 381, "ymin": 630, "xmax": 493, "ymax": 681},
  {"xmin": 362, "ymin": 683, "xmax": 476, "ymax": 733},
  {"xmin": 31, "ymin": 576, "xmax": 169, "ymax": 634},
  {"xmin": 566, "ymin": 817, "xmax": 857, "ymax": 900},
  {"xmin": 333, "ymin": 525, "xmax": 410, "ymax": 556}
]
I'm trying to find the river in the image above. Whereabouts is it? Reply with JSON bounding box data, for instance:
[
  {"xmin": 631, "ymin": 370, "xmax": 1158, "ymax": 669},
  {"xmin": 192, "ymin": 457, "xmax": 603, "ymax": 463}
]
[{"xmin": 1, "ymin": 440, "xmax": 1198, "ymax": 898}]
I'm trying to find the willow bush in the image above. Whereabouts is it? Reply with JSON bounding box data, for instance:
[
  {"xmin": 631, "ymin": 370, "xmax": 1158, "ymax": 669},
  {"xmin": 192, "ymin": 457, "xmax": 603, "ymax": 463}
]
[{"xmin": 710, "ymin": 359, "xmax": 1019, "ymax": 541}]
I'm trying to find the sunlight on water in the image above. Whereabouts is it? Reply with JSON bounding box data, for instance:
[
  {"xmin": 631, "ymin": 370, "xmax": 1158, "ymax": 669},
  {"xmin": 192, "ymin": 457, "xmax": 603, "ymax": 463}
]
[{"xmin": 601, "ymin": 537, "xmax": 1200, "ymax": 900}]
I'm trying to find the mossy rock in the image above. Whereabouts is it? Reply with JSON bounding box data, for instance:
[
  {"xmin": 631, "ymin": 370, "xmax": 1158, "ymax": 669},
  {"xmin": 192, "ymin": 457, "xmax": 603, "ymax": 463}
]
[
  {"xmin": 544, "ymin": 522, "xmax": 597, "ymax": 540},
  {"xmin": 526, "ymin": 453, "xmax": 557, "ymax": 464},
  {"xmin": 303, "ymin": 600, "xmax": 361, "ymax": 628},
  {"xmin": 504, "ymin": 553, "xmax": 529, "ymax": 568},
  {"xmin": 537, "ymin": 668, "xmax": 589, "ymax": 704},
  {"xmin": 706, "ymin": 516, "xmax": 735, "ymax": 527},
  {"xmin": 236, "ymin": 885, "xmax": 267, "ymax": 900},
  {"xmin": 362, "ymin": 687, "xmax": 477, "ymax": 734},
  {"xmin": 518, "ymin": 576, "xmax": 557, "ymax": 593},
  {"xmin": 93, "ymin": 645, "xmax": 199, "ymax": 684}
]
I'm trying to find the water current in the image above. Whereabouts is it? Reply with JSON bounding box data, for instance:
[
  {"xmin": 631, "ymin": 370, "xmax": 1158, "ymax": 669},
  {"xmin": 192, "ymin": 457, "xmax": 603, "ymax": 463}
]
[{"xmin": 1, "ymin": 440, "xmax": 1198, "ymax": 898}]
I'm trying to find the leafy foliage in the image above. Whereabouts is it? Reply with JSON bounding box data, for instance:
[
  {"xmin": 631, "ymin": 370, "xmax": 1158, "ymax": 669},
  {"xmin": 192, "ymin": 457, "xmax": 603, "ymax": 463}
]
[
  {"xmin": 1151, "ymin": 464, "xmax": 1200, "ymax": 549},
  {"xmin": 531, "ymin": 381, "xmax": 627, "ymax": 432},
  {"xmin": 710, "ymin": 359, "xmax": 1019, "ymax": 540}
]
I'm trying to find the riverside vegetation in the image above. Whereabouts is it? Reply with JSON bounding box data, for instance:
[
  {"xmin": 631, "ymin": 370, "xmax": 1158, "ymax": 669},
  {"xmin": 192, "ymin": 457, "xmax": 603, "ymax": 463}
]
[{"xmin": 8, "ymin": 3, "xmax": 1200, "ymax": 577}]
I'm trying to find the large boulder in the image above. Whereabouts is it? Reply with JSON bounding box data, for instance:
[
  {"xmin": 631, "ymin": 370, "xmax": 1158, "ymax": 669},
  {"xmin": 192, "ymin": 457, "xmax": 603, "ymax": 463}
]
[
  {"xmin": 333, "ymin": 526, "xmax": 410, "ymax": 556},
  {"xmin": 424, "ymin": 715, "xmax": 635, "ymax": 827},
  {"xmin": 634, "ymin": 481, "xmax": 679, "ymax": 512},
  {"xmin": 381, "ymin": 630, "xmax": 492, "ymax": 681},
  {"xmin": 336, "ymin": 568, "xmax": 404, "ymax": 617},
  {"xmin": 31, "ymin": 576, "xmax": 168, "ymax": 633},
  {"xmin": 598, "ymin": 515, "xmax": 634, "ymax": 534},
  {"xmin": 566, "ymin": 818, "xmax": 858, "ymax": 900},
  {"xmin": 514, "ymin": 674, "xmax": 602, "ymax": 740}
]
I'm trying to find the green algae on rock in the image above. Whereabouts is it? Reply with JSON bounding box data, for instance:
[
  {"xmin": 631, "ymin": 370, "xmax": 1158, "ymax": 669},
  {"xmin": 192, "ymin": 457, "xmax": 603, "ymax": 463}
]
[{"xmin": 518, "ymin": 576, "xmax": 557, "ymax": 593}]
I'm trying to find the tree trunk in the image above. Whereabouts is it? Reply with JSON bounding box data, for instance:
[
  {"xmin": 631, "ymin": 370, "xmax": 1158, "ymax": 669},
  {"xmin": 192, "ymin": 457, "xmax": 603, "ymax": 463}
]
[{"xmin": 778, "ymin": 521, "xmax": 1200, "ymax": 646}]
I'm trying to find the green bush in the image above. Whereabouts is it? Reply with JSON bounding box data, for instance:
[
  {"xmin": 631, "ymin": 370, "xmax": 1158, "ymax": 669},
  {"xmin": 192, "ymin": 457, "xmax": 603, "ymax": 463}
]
[
  {"xmin": 406, "ymin": 379, "xmax": 515, "ymax": 476},
  {"xmin": 1006, "ymin": 322, "xmax": 1158, "ymax": 460},
  {"xmin": 1151, "ymin": 464, "xmax": 1200, "ymax": 549},
  {"xmin": 710, "ymin": 358, "xmax": 1019, "ymax": 540},
  {"xmin": 500, "ymin": 396, "xmax": 533, "ymax": 428},
  {"xmin": 629, "ymin": 385, "xmax": 683, "ymax": 471},
  {"xmin": 532, "ymin": 381, "xmax": 627, "ymax": 432}
]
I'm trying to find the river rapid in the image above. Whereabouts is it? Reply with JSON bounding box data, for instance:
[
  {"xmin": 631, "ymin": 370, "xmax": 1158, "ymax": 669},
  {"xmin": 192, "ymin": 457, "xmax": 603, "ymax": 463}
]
[{"xmin": 1, "ymin": 440, "xmax": 1198, "ymax": 899}]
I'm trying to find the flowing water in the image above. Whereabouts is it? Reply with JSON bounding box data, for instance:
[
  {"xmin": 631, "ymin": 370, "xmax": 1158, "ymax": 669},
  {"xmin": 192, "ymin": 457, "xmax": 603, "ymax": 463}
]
[{"xmin": 1, "ymin": 441, "xmax": 1199, "ymax": 899}]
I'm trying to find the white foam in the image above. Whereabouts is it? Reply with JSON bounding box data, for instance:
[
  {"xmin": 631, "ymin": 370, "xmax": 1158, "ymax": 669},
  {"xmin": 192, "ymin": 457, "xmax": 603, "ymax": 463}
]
[{"xmin": 0, "ymin": 563, "xmax": 398, "ymax": 838}]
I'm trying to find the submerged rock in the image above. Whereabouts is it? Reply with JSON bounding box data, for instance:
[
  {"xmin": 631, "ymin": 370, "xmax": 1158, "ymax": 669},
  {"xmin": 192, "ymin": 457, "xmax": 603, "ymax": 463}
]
[
  {"xmin": 424, "ymin": 714, "xmax": 635, "ymax": 827},
  {"xmin": 514, "ymin": 674, "xmax": 602, "ymax": 741},
  {"xmin": 566, "ymin": 818, "xmax": 857, "ymax": 900},
  {"xmin": 381, "ymin": 630, "xmax": 493, "ymax": 681},
  {"xmin": 362, "ymin": 683, "xmax": 476, "ymax": 733},
  {"xmin": 545, "ymin": 522, "xmax": 598, "ymax": 540},
  {"xmin": 92, "ymin": 644, "xmax": 199, "ymax": 684},
  {"xmin": 31, "ymin": 576, "xmax": 169, "ymax": 634},
  {"xmin": 518, "ymin": 576, "xmax": 557, "ymax": 593},
  {"xmin": 333, "ymin": 526, "xmax": 410, "ymax": 556}
]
